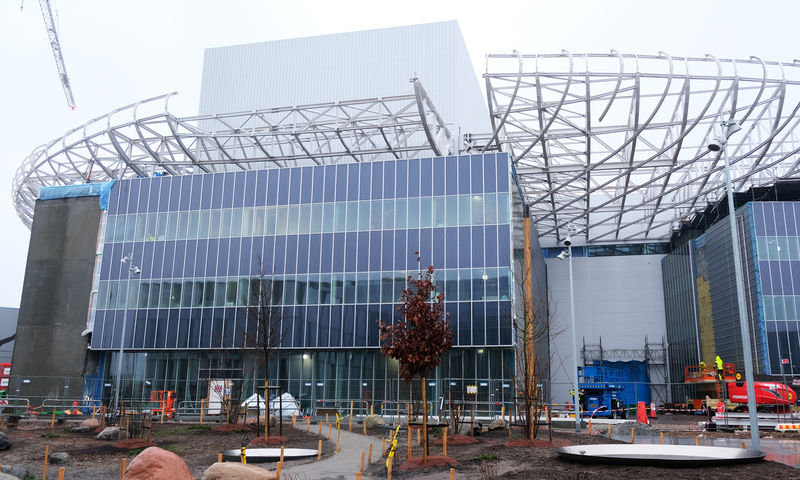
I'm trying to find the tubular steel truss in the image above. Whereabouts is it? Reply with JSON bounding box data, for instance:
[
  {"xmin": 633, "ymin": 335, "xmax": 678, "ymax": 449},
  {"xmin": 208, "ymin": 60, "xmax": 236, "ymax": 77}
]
[
  {"xmin": 13, "ymin": 79, "xmax": 452, "ymax": 227},
  {"xmin": 480, "ymin": 52, "xmax": 800, "ymax": 245}
]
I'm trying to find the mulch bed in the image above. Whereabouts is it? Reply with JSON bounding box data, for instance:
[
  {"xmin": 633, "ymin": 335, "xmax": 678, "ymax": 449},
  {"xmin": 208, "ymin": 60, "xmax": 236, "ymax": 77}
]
[
  {"xmin": 248, "ymin": 436, "xmax": 288, "ymax": 446},
  {"xmin": 111, "ymin": 439, "xmax": 155, "ymax": 450},
  {"xmin": 212, "ymin": 424, "xmax": 253, "ymax": 433},
  {"xmin": 433, "ymin": 434, "xmax": 478, "ymax": 445},
  {"xmin": 399, "ymin": 455, "xmax": 457, "ymax": 471},
  {"xmin": 504, "ymin": 438, "xmax": 554, "ymax": 447}
]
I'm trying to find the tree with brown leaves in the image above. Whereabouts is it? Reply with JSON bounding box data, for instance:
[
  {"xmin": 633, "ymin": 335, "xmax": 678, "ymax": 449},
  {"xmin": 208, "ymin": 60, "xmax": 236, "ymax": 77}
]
[{"xmin": 378, "ymin": 259, "xmax": 452, "ymax": 464}]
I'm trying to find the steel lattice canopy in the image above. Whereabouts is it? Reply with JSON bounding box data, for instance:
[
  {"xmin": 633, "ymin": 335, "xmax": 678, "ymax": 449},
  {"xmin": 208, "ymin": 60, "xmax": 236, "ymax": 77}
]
[
  {"xmin": 13, "ymin": 79, "xmax": 452, "ymax": 228},
  {"xmin": 477, "ymin": 52, "xmax": 800, "ymax": 246}
]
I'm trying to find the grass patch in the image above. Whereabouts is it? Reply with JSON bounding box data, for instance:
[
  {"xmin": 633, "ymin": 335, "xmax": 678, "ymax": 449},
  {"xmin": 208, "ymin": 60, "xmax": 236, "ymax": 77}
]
[
  {"xmin": 40, "ymin": 432, "xmax": 60, "ymax": 439},
  {"xmin": 470, "ymin": 453, "xmax": 498, "ymax": 462},
  {"xmin": 186, "ymin": 424, "xmax": 211, "ymax": 432},
  {"xmin": 127, "ymin": 448, "xmax": 143, "ymax": 457},
  {"xmin": 150, "ymin": 429, "xmax": 170, "ymax": 436},
  {"xmin": 160, "ymin": 443, "xmax": 180, "ymax": 454}
]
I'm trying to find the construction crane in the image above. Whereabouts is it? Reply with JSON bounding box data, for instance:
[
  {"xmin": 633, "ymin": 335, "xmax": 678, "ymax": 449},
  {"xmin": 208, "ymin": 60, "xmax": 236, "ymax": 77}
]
[{"xmin": 38, "ymin": 0, "xmax": 76, "ymax": 109}]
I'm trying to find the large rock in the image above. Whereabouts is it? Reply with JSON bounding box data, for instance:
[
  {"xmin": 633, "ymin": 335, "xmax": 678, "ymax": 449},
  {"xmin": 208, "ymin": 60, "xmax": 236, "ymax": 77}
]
[
  {"xmin": 201, "ymin": 462, "xmax": 277, "ymax": 480},
  {"xmin": 0, "ymin": 473, "xmax": 20, "ymax": 480},
  {"xmin": 80, "ymin": 418, "xmax": 100, "ymax": 428},
  {"xmin": 0, "ymin": 432, "xmax": 10, "ymax": 451},
  {"xmin": 124, "ymin": 447, "xmax": 193, "ymax": 480},
  {"xmin": 0, "ymin": 465, "xmax": 30, "ymax": 479},
  {"xmin": 364, "ymin": 414, "xmax": 386, "ymax": 429},
  {"xmin": 49, "ymin": 452, "xmax": 71, "ymax": 465},
  {"xmin": 71, "ymin": 425, "xmax": 95, "ymax": 433},
  {"xmin": 488, "ymin": 418, "xmax": 507, "ymax": 430},
  {"xmin": 96, "ymin": 426, "xmax": 119, "ymax": 441}
]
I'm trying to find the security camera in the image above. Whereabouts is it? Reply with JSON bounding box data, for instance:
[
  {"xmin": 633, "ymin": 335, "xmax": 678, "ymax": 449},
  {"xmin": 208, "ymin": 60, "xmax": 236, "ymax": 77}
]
[
  {"xmin": 725, "ymin": 120, "xmax": 741, "ymax": 138},
  {"xmin": 556, "ymin": 250, "xmax": 569, "ymax": 261},
  {"xmin": 563, "ymin": 234, "xmax": 572, "ymax": 247},
  {"xmin": 707, "ymin": 138, "xmax": 723, "ymax": 152},
  {"xmin": 131, "ymin": 266, "xmax": 142, "ymax": 275}
]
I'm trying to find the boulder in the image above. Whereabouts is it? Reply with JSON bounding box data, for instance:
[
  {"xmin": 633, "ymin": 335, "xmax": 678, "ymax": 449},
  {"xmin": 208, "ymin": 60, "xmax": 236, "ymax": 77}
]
[
  {"xmin": 124, "ymin": 447, "xmax": 193, "ymax": 480},
  {"xmin": 0, "ymin": 432, "xmax": 10, "ymax": 451},
  {"xmin": 201, "ymin": 462, "xmax": 277, "ymax": 480},
  {"xmin": 80, "ymin": 418, "xmax": 100, "ymax": 428},
  {"xmin": 0, "ymin": 465, "xmax": 30, "ymax": 479},
  {"xmin": 71, "ymin": 425, "xmax": 95, "ymax": 433},
  {"xmin": 488, "ymin": 418, "xmax": 507, "ymax": 430},
  {"xmin": 96, "ymin": 426, "xmax": 119, "ymax": 441},
  {"xmin": 0, "ymin": 473, "xmax": 20, "ymax": 480},
  {"xmin": 48, "ymin": 452, "xmax": 71, "ymax": 465},
  {"xmin": 364, "ymin": 414, "xmax": 386, "ymax": 429}
]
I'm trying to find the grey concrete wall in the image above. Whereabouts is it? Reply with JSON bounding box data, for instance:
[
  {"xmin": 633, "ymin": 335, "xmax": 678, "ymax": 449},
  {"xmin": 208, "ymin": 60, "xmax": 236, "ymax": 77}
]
[
  {"xmin": 0, "ymin": 307, "xmax": 18, "ymax": 363},
  {"xmin": 11, "ymin": 197, "xmax": 101, "ymax": 401}
]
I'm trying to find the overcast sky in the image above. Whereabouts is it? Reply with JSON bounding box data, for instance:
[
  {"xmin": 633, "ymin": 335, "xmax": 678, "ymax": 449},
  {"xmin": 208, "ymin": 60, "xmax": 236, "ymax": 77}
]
[{"xmin": 0, "ymin": 0, "xmax": 797, "ymax": 308}]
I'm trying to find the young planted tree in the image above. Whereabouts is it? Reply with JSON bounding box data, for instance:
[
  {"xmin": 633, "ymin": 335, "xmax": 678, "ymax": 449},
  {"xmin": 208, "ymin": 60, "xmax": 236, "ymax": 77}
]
[
  {"xmin": 379, "ymin": 259, "xmax": 452, "ymax": 464},
  {"xmin": 243, "ymin": 255, "xmax": 289, "ymax": 438}
]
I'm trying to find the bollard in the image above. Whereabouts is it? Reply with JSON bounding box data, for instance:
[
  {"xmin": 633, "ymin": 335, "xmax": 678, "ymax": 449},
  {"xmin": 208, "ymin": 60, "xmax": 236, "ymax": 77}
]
[
  {"xmin": 660, "ymin": 432, "xmax": 663, "ymax": 445},
  {"xmin": 43, "ymin": 444, "xmax": 50, "ymax": 480},
  {"xmin": 58, "ymin": 466, "xmax": 65, "ymax": 480},
  {"xmin": 387, "ymin": 460, "xmax": 393, "ymax": 480},
  {"xmin": 319, "ymin": 421, "xmax": 322, "ymax": 436},
  {"xmin": 631, "ymin": 427, "xmax": 635, "ymax": 444},
  {"xmin": 369, "ymin": 443, "xmax": 373, "ymax": 464},
  {"xmin": 326, "ymin": 413, "xmax": 329, "ymax": 424},
  {"xmin": 370, "ymin": 404, "xmax": 374, "ymax": 415},
  {"xmin": 360, "ymin": 450, "xmax": 365, "ymax": 473},
  {"xmin": 119, "ymin": 457, "xmax": 125, "ymax": 480},
  {"xmin": 318, "ymin": 439, "xmax": 323, "ymax": 460},
  {"xmin": 356, "ymin": 473, "xmax": 362, "ymax": 480}
]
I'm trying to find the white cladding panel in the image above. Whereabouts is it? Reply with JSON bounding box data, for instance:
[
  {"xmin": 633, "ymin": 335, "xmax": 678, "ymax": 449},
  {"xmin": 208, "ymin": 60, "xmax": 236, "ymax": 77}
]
[
  {"xmin": 199, "ymin": 21, "xmax": 488, "ymax": 135},
  {"xmin": 546, "ymin": 255, "xmax": 667, "ymax": 403}
]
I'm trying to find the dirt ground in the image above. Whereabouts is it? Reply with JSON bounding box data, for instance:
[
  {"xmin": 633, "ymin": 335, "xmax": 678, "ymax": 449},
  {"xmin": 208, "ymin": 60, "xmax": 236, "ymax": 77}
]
[
  {"xmin": 0, "ymin": 418, "xmax": 332, "ymax": 479},
  {"xmin": 364, "ymin": 422, "xmax": 800, "ymax": 480}
]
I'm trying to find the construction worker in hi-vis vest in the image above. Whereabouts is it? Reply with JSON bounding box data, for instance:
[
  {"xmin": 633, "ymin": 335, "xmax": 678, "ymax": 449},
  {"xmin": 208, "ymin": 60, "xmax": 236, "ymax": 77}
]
[{"xmin": 715, "ymin": 355, "xmax": 724, "ymax": 380}]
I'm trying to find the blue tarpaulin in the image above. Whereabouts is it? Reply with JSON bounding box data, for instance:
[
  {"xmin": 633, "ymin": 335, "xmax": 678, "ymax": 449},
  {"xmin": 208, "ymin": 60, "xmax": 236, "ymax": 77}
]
[{"xmin": 39, "ymin": 181, "xmax": 116, "ymax": 210}]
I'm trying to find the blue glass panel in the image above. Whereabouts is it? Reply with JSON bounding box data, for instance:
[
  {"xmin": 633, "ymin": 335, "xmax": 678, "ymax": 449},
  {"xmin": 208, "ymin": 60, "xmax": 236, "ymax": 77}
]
[
  {"xmin": 320, "ymin": 234, "xmax": 333, "ymax": 273},
  {"xmin": 278, "ymin": 168, "xmax": 291, "ymax": 205},
  {"xmin": 289, "ymin": 168, "xmax": 302, "ymax": 204},
  {"xmin": 121, "ymin": 181, "xmax": 136, "ymax": 215},
  {"xmin": 458, "ymin": 302, "xmax": 471, "ymax": 346},
  {"xmin": 335, "ymin": 165, "xmax": 348, "ymax": 202},
  {"xmin": 308, "ymin": 234, "xmax": 322, "ymax": 274},
  {"xmin": 499, "ymin": 301, "xmax": 512, "ymax": 344},
  {"xmin": 193, "ymin": 240, "xmax": 207, "ymax": 277},
  {"xmin": 100, "ymin": 243, "xmax": 115, "ymax": 280},
  {"xmin": 347, "ymin": 164, "xmax": 359, "ymax": 201},
  {"xmin": 166, "ymin": 177, "xmax": 180, "ymax": 211},
  {"xmin": 483, "ymin": 154, "xmax": 497, "ymax": 194},
  {"xmin": 165, "ymin": 310, "xmax": 179, "ymax": 349},
  {"xmin": 371, "ymin": 162, "xmax": 383, "ymax": 199},
  {"xmin": 343, "ymin": 232, "xmax": 357, "ymax": 272},
  {"xmin": 215, "ymin": 238, "xmax": 229, "ymax": 276},
  {"xmin": 377, "ymin": 231, "xmax": 391, "ymax": 271},
  {"xmin": 751, "ymin": 203, "xmax": 765, "ymax": 236},
  {"xmin": 151, "ymin": 242, "xmax": 165, "ymax": 278},
  {"xmin": 341, "ymin": 304, "xmax": 354, "ymax": 347},
  {"xmin": 471, "ymin": 226, "xmax": 484, "ymax": 267},
  {"xmin": 408, "ymin": 159, "xmax": 420, "ymax": 197},
  {"xmin": 771, "ymin": 261, "xmax": 783, "ymax": 295},
  {"xmin": 420, "ymin": 157, "xmax": 433, "ymax": 197},
  {"xmin": 367, "ymin": 304, "xmax": 380, "ymax": 346},
  {"xmin": 775, "ymin": 204, "xmax": 787, "ymax": 236},
  {"xmin": 227, "ymin": 238, "xmax": 241, "ymax": 276},
  {"xmin": 354, "ymin": 305, "xmax": 367, "ymax": 347},
  {"xmin": 459, "ymin": 226, "xmax": 471, "ymax": 268},
  {"xmin": 787, "ymin": 204, "xmax": 798, "ymax": 237},
  {"xmin": 304, "ymin": 305, "xmax": 318, "ymax": 347},
  {"xmin": 107, "ymin": 184, "xmax": 121, "ymax": 215},
  {"xmin": 322, "ymin": 165, "xmax": 335, "ymax": 203},
  {"xmin": 383, "ymin": 162, "xmax": 395, "ymax": 199},
  {"xmin": 763, "ymin": 203, "xmax": 776, "ymax": 236},
  {"xmin": 177, "ymin": 309, "xmax": 190, "ymax": 348},
  {"xmin": 419, "ymin": 228, "xmax": 432, "ymax": 268},
  {"xmin": 232, "ymin": 172, "xmax": 246, "ymax": 208},
  {"xmin": 162, "ymin": 241, "xmax": 175, "ymax": 277},
  {"xmin": 244, "ymin": 171, "xmax": 258, "ymax": 207},
  {"xmin": 792, "ymin": 261, "xmax": 800, "ymax": 294},
  {"xmin": 273, "ymin": 236, "xmax": 286, "ymax": 274},
  {"xmin": 472, "ymin": 302, "xmax": 485, "ymax": 345},
  {"xmin": 317, "ymin": 305, "xmax": 329, "ymax": 347},
  {"xmin": 332, "ymin": 233, "xmax": 346, "ymax": 272},
  {"xmin": 329, "ymin": 306, "xmax": 342, "ymax": 347},
  {"xmin": 296, "ymin": 235, "xmax": 310, "ymax": 274},
  {"xmin": 209, "ymin": 174, "xmax": 224, "ymax": 209},
  {"xmin": 237, "ymin": 237, "xmax": 252, "ymax": 275},
  {"xmin": 369, "ymin": 231, "xmax": 381, "ymax": 271},
  {"xmin": 311, "ymin": 166, "xmax": 324, "ymax": 203},
  {"xmin": 445, "ymin": 156, "xmax": 458, "ymax": 196},
  {"xmin": 782, "ymin": 261, "xmax": 794, "ymax": 295},
  {"xmin": 405, "ymin": 229, "xmax": 420, "ymax": 270},
  {"xmin": 210, "ymin": 308, "xmax": 224, "ymax": 348},
  {"xmin": 433, "ymin": 157, "xmax": 445, "ymax": 196},
  {"xmin": 285, "ymin": 235, "xmax": 298, "ymax": 274},
  {"xmin": 132, "ymin": 311, "xmax": 146, "ymax": 349},
  {"xmin": 496, "ymin": 153, "xmax": 509, "ymax": 192},
  {"xmin": 138, "ymin": 178, "xmax": 153, "ymax": 213},
  {"xmin": 432, "ymin": 228, "xmax": 445, "ymax": 269},
  {"xmin": 486, "ymin": 302, "xmax": 500, "ymax": 345},
  {"xmin": 199, "ymin": 175, "xmax": 213, "ymax": 210},
  {"xmin": 355, "ymin": 232, "xmax": 369, "ymax": 271},
  {"xmin": 188, "ymin": 309, "xmax": 201, "ymax": 348},
  {"xmin": 355, "ymin": 163, "xmax": 371, "ymax": 201},
  {"xmin": 266, "ymin": 169, "xmax": 279, "ymax": 206},
  {"xmin": 470, "ymin": 156, "xmax": 483, "ymax": 194},
  {"xmin": 293, "ymin": 307, "xmax": 305, "ymax": 347},
  {"xmin": 484, "ymin": 225, "xmax": 498, "ymax": 267},
  {"xmin": 394, "ymin": 230, "xmax": 406, "ymax": 270},
  {"xmin": 458, "ymin": 156, "xmax": 471, "ymax": 194},
  {"xmin": 444, "ymin": 227, "xmax": 458, "ymax": 269},
  {"xmin": 498, "ymin": 226, "xmax": 510, "ymax": 267},
  {"xmin": 261, "ymin": 236, "xmax": 274, "ymax": 273},
  {"xmin": 395, "ymin": 159, "xmax": 408, "ymax": 198}
]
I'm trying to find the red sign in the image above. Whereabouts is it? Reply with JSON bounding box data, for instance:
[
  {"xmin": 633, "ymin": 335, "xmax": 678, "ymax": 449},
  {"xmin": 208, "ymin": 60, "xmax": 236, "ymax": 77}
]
[{"xmin": 782, "ymin": 358, "xmax": 790, "ymax": 364}]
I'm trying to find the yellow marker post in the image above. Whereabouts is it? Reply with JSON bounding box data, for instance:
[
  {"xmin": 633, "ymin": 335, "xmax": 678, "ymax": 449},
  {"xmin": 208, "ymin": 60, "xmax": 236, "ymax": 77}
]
[
  {"xmin": 336, "ymin": 429, "xmax": 340, "ymax": 454},
  {"xmin": 51, "ymin": 408, "xmax": 56, "ymax": 429},
  {"xmin": 240, "ymin": 446, "xmax": 246, "ymax": 464},
  {"xmin": 386, "ymin": 425, "xmax": 400, "ymax": 469},
  {"xmin": 350, "ymin": 401, "xmax": 354, "ymax": 432},
  {"xmin": 382, "ymin": 438, "xmax": 386, "ymax": 457},
  {"xmin": 318, "ymin": 421, "xmax": 322, "ymax": 436},
  {"xmin": 292, "ymin": 414, "xmax": 296, "ymax": 428}
]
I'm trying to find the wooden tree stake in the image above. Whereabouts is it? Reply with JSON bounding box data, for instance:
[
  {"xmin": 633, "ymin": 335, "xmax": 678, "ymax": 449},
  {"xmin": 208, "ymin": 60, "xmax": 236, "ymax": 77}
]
[
  {"xmin": 660, "ymin": 432, "xmax": 663, "ymax": 444},
  {"xmin": 317, "ymin": 439, "xmax": 322, "ymax": 460},
  {"xmin": 407, "ymin": 427, "xmax": 412, "ymax": 460},
  {"xmin": 306, "ymin": 416, "xmax": 310, "ymax": 431},
  {"xmin": 328, "ymin": 423, "xmax": 332, "ymax": 439},
  {"xmin": 58, "ymin": 466, "xmax": 65, "ymax": 480},
  {"xmin": 368, "ymin": 443, "xmax": 373, "ymax": 464},
  {"xmin": 450, "ymin": 468, "xmax": 455, "ymax": 480},
  {"xmin": 51, "ymin": 408, "xmax": 56, "ymax": 429},
  {"xmin": 631, "ymin": 428, "xmax": 635, "ymax": 444},
  {"xmin": 382, "ymin": 438, "xmax": 386, "ymax": 457},
  {"xmin": 349, "ymin": 401, "xmax": 353, "ymax": 432},
  {"xmin": 276, "ymin": 461, "xmax": 282, "ymax": 480},
  {"xmin": 43, "ymin": 444, "xmax": 49, "ymax": 480},
  {"xmin": 119, "ymin": 457, "xmax": 125, "ymax": 480},
  {"xmin": 360, "ymin": 450, "xmax": 365, "ymax": 473},
  {"xmin": 443, "ymin": 428, "xmax": 448, "ymax": 457},
  {"xmin": 336, "ymin": 429, "xmax": 340, "ymax": 454},
  {"xmin": 217, "ymin": 453, "xmax": 223, "ymax": 463}
]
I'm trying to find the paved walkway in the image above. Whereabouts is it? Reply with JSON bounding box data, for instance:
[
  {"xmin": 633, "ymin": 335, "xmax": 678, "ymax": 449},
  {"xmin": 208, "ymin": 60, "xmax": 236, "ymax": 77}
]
[{"xmin": 282, "ymin": 426, "xmax": 383, "ymax": 480}]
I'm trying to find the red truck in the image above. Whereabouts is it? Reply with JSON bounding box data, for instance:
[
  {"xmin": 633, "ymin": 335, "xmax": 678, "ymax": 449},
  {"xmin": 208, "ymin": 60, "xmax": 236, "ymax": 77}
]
[{"xmin": 727, "ymin": 382, "xmax": 796, "ymax": 412}]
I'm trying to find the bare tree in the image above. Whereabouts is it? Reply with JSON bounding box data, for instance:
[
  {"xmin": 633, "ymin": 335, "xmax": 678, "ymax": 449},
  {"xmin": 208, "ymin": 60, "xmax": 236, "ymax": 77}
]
[
  {"xmin": 242, "ymin": 255, "xmax": 290, "ymax": 437},
  {"xmin": 379, "ymin": 257, "xmax": 452, "ymax": 464}
]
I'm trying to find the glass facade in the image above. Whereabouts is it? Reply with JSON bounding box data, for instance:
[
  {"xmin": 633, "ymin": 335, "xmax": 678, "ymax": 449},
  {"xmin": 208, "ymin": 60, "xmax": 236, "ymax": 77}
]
[{"xmin": 88, "ymin": 154, "xmax": 521, "ymax": 405}]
